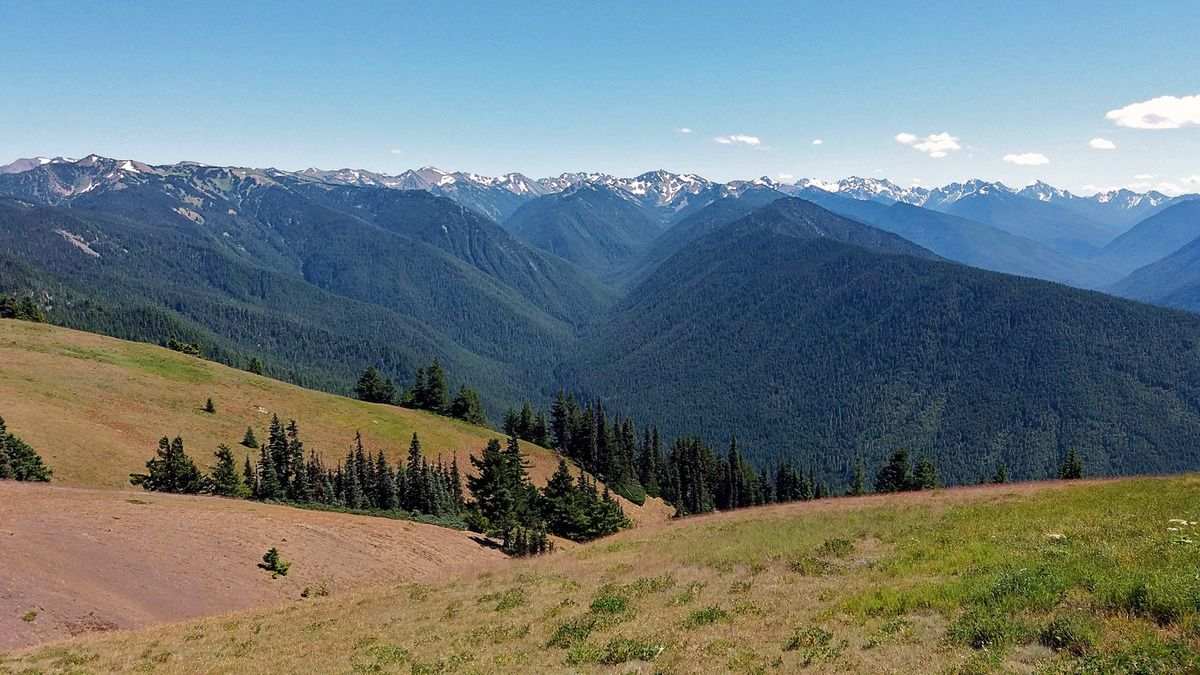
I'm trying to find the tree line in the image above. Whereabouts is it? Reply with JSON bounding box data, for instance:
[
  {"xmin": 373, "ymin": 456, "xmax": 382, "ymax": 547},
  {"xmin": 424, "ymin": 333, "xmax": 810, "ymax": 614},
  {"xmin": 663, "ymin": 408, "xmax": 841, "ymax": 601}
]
[
  {"xmin": 0, "ymin": 293, "xmax": 46, "ymax": 323},
  {"xmin": 129, "ymin": 413, "xmax": 630, "ymax": 555},
  {"xmin": 515, "ymin": 391, "xmax": 1089, "ymax": 519},
  {"xmin": 0, "ymin": 416, "xmax": 52, "ymax": 482},
  {"xmin": 355, "ymin": 359, "xmax": 487, "ymax": 427}
]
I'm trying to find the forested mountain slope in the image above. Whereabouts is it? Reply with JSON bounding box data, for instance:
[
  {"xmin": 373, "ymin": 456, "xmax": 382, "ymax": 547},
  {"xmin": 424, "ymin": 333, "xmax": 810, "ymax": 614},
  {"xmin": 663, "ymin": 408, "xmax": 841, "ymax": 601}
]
[
  {"xmin": 0, "ymin": 160, "xmax": 615, "ymax": 411},
  {"xmin": 563, "ymin": 200, "xmax": 1200, "ymax": 487}
]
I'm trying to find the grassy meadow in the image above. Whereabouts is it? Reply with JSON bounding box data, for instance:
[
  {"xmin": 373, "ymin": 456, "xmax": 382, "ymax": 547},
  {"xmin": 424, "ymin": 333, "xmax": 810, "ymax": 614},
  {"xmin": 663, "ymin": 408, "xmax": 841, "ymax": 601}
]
[
  {"xmin": 4, "ymin": 476, "xmax": 1197, "ymax": 673},
  {"xmin": 0, "ymin": 320, "xmax": 670, "ymax": 523}
]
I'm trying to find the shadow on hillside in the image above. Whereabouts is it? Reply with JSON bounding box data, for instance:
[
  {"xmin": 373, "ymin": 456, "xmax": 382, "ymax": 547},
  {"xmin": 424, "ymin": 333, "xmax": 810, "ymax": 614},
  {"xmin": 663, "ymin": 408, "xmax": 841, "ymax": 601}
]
[{"xmin": 469, "ymin": 535, "xmax": 503, "ymax": 551}]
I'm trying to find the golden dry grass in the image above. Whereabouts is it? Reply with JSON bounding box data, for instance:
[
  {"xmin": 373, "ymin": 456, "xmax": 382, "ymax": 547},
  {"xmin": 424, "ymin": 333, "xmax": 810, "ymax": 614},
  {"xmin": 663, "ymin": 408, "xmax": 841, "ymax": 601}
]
[{"xmin": 0, "ymin": 320, "xmax": 670, "ymax": 524}]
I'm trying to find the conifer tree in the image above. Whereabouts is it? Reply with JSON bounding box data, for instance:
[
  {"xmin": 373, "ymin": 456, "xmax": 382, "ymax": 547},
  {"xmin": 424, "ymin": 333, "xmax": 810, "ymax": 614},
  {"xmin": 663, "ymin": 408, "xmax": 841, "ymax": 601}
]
[
  {"xmin": 1060, "ymin": 448, "xmax": 1084, "ymax": 480},
  {"xmin": 874, "ymin": 448, "xmax": 913, "ymax": 494},
  {"xmin": 246, "ymin": 357, "xmax": 265, "ymax": 375},
  {"xmin": 355, "ymin": 366, "xmax": 396, "ymax": 404},
  {"xmin": 913, "ymin": 456, "xmax": 939, "ymax": 490},
  {"xmin": 424, "ymin": 359, "xmax": 449, "ymax": 412},
  {"xmin": 256, "ymin": 443, "xmax": 283, "ymax": 500},
  {"xmin": 241, "ymin": 426, "xmax": 259, "ymax": 448},
  {"xmin": 0, "ymin": 294, "xmax": 18, "ymax": 320},
  {"xmin": 204, "ymin": 398, "xmax": 216, "ymax": 414},
  {"xmin": 404, "ymin": 432, "xmax": 425, "ymax": 512},
  {"xmin": 851, "ymin": 455, "xmax": 866, "ymax": 496},
  {"xmin": 375, "ymin": 451, "xmax": 397, "ymax": 510},
  {"xmin": 993, "ymin": 462, "xmax": 1009, "ymax": 484},
  {"xmin": 131, "ymin": 436, "xmax": 208, "ymax": 493},
  {"xmin": 448, "ymin": 385, "xmax": 488, "ymax": 426},
  {"xmin": 243, "ymin": 456, "xmax": 257, "ymax": 496},
  {"xmin": 210, "ymin": 444, "xmax": 249, "ymax": 497},
  {"xmin": 550, "ymin": 391, "xmax": 571, "ymax": 451},
  {"xmin": 0, "ymin": 417, "xmax": 52, "ymax": 482}
]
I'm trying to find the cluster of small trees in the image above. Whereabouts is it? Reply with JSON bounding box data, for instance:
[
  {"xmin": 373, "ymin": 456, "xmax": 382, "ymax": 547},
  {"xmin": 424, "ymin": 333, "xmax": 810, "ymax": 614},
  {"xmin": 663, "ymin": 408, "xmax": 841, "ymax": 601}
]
[
  {"xmin": 873, "ymin": 448, "xmax": 940, "ymax": 493},
  {"xmin": 0, "ymin": 416, "xmax": 52, "ymax": 482},
  {"xmin": 466, "ymin": 435, "xmax": 628, "ymax": 554},
  {"xmin": 166, "ymin": 336, "xmax": 202, "ymax": 357},
  {"xmin": 544, "ymin": 392, "xmax": 832, "ymax": 516},
  {"xmin": 245, "ymin": 417, "xmax": 464, "ymax": 517},
  {"xmin": 131, "ymin": 419, "xmax": 466, "ymax": 519},
  {"xmin": 128, "ymin": 413, "xmax": 630, "ymax": 555},
  {"xmin": 0, "ymin": 293, "xmax": 46, "ymax": 322},
  {"xmin": 355, "ymin": 360, "xmax": 488, "ymax": 427}
]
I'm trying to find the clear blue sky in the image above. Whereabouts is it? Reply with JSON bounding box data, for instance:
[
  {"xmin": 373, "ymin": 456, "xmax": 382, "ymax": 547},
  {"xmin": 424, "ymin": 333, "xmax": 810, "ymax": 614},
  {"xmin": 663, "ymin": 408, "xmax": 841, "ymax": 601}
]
[{"xmin": 2, "ymin": 1, "xmax": 1197, "ymax": 193}]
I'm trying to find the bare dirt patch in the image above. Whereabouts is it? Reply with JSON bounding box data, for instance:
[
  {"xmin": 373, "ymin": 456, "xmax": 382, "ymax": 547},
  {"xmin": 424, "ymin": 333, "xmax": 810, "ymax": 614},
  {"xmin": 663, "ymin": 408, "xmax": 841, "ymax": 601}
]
[{"xmin": 0, "ymin": 482, "xmax": 508, "ymax": 650}]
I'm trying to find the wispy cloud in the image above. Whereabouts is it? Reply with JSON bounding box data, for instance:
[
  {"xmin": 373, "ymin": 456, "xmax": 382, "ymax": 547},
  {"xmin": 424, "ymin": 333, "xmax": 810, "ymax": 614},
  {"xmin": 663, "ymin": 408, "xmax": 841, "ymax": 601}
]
[
  {"xmin": 676, "ymin": 127, "xmax": 693, "ymax": 134},
  {"xmin": 1003, "ymin": 152, "xmax": 1050, "ymax": 166},
  {"xmin": 777, "ymin": 173, "xmax": 794, "ymax": 181},
  {"xmin": 1107, "ymin": 94, "xmax": 1200, "ymax": 129},
  {"xmin": 1134, "ymin": 173, "xmax": 1155, "ymax": 180},
  {"xmin": 811, "ymin": 139, "xmax": 824, "ymax": 145},
  {"xmin": 1089, "ymin": 137, "xmax": 1116, "ymax": 150},
  {"xmin": 389, "ymin": 149, "xmax": 405, "ymax": 155},
  {"xmin": 1184, "ymin": 175, "xmax": 1200, "ymax": 185},
  {"xmin": 895, "ymin": 131, "xmax": 960, "ymax": 158},
  {"xmin": 713, "ymin": 134, "xmax": 761, "ymax": 147}
]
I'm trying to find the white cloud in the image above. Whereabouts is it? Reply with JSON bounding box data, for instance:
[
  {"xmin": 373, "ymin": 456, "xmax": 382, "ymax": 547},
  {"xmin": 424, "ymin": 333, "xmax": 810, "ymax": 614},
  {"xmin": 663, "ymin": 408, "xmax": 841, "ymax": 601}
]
[
  {"xmin": 713, "ymin": 134, "xmax": 761, "ymax": 146},
  {"xmin": 1106, "ymin": 94, "xmax": 1200, "ymax": 129},
  {"xmin": 777, "ymin": 173, "xmax": 794, "ymax": 181},
  {"xmin": 1089, "ymin": 137, "xmax": 1116, "ymax": 150},
  {"xmin": 389, "ymin": 149, "xmax": 405, "ymax": 155},
  {"xmin": 895, "ymin": 131, "xmax": 960, "ymax": 158},
  {"xmin": 1003, "ymin": 152, "xmax": 1050, "ymax": 166},
  {"xmin": 676, "ymin": 127, "xmax": 693, "ymax": 134},
  {"xmin": 811, "ymin": 139, "xmax": 824, "ymax": 145}
]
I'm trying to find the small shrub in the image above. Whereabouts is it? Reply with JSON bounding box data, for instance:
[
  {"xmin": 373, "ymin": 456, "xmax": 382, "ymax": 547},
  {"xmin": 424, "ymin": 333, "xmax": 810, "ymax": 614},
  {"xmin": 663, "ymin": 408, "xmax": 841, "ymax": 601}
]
[
  {"xmin": 786, "ymin": 553, "xmax": 831, "ymax": 576},
  {"xmin": 300, "ymin": 582, "xmax": 330, "ymax": 599},
  {"xmin": 590, "ymin": 593, "xmax": 629, "ymax": 614},
  {"xmin": 671, "ymin": 581, "xmax": 707, "ymax": 605},
  {"xmin": 818, "ymin": 538, "xmax": 855, "ymax": 558},
  {"xmin": 623, "ymin": 574, "xmax": 676, "ymax": 597},
  {"xmin": 260, "ymin": 547, "xmax": 290, "ymax": 578},
  {"xmin": 21, "ymin": 610, "xmax": 37, "ymax": 622},
  {"xmin": 1038, "ymin": 614, "xmax": 1098, "ymax": 655},
  {"xmin": 549, "ymin": 615, "xmax": 605, "ymax": 649},
  {"xmin": 728, "ymin": 579, "xmax": 753, "ymax": 594},
  {"xmin": 784, "ymin": 626, "xmax": 832, "ymax": 652},
  {"xmin": 478, "ymin": 587, "xmax": 527, "ymax": 611},
  {"xmin": 682, "ymin": 606, "xmax": 729, "ymax": 629},
  {"xmin": 947, "ymin": 609, "xmax": 1029, "ymax": 650},
  {"xmin": 599, "ymin": 637, "xmax": 663, "ymax": 664}
]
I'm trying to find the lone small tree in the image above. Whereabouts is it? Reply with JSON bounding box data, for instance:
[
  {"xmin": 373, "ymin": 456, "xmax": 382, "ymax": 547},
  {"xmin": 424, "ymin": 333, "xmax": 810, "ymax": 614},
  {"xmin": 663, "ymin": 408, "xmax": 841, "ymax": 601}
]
[
  {"xmin": 993, "ymin": 462, "xmax": 1009, "ymax": 484},
  {"xmin": 261, "ymin": 547, "xmax": 291, "ymax": 578},
  {"xmin": 850, "ymin": 455, "xmax": 866, "ymax": 496},
  {"xmin": 874, "ymin": 448, "xmax": 912, "ymax": 494},
  {"xmin": 204, "ymin": 398, "xmax": 216, "ymax": 414},
  {"xmin": 241, "ymin": 426, "xmax": 259, "ymax": 449},
  {"xmin": 246, "ymin": 357, "xmax": 265, "ymax": 376},
  {"xmin": 1059, "ymin": 448, "xmax": 1084, "ymax": 480}
]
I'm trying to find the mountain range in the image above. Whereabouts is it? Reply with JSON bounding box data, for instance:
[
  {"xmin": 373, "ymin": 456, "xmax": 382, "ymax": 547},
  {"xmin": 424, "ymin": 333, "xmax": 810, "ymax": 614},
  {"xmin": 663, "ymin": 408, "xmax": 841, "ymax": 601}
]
[{"xmin": 4, "ymin": 154, "xmax": 1200, "ymax": 486}]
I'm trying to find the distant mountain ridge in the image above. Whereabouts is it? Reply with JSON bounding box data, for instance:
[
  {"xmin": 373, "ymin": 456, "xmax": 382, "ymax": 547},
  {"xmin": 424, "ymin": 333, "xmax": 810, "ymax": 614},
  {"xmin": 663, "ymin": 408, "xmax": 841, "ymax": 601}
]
[{"xmin": 2, "ymin": 155, "xmax": 1191, "ymax": 229}]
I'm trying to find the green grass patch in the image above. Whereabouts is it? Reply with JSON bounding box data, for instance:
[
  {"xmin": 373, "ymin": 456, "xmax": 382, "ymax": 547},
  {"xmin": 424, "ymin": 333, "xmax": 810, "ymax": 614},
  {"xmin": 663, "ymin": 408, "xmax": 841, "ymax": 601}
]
[{"xmin": 682, "ymin": 606, "xmax": 730, "ymax": 629}]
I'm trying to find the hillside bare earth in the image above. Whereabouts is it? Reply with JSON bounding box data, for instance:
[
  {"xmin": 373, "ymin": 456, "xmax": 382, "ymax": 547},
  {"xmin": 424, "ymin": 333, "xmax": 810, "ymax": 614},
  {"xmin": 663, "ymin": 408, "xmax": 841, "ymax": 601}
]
[{"xmin": 0, "ymin": 482, "xmax": 507, "ymax": 650}]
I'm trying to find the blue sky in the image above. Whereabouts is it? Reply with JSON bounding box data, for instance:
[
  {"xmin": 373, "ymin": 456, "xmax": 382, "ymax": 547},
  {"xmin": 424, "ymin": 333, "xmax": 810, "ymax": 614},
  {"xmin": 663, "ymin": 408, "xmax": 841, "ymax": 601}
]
[{"xmin": 2, "ymin": 1, "xmax": 1198, "ymax": 193}]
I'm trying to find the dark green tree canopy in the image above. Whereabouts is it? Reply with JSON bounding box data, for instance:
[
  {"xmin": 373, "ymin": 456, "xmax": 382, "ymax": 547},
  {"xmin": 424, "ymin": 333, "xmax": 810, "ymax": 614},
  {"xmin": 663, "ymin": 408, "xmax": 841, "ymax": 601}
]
[{"xmin": 130, "ymin": 436, "xmax": 207, "ymax": 494}]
